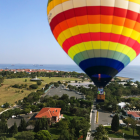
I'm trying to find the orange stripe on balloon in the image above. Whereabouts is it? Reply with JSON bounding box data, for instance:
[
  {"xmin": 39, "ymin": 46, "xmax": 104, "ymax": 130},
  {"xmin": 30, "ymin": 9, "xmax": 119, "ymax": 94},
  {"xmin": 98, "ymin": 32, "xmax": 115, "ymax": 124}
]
[
  {"xmin": 101, "ymin": 15, "xmax": 113, "ymax": 24},
  {"xmin": 87, "ymin": 15, "xmax": 100, "ymax": 24},
  {"xmin": 52, "ymin": 15, "xmax": 140, "ymax": 39}
]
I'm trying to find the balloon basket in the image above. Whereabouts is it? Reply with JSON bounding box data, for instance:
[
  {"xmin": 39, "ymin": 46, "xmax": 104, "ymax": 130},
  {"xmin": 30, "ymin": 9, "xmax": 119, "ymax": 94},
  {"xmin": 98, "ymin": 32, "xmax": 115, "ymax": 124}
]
[
  {"xmin": 96, "ymin": 99, "xmax": 104, "ymax": 102},
  {"xmin": 96, "ymin": 88, "xmax": 105, "ymax": 102}
]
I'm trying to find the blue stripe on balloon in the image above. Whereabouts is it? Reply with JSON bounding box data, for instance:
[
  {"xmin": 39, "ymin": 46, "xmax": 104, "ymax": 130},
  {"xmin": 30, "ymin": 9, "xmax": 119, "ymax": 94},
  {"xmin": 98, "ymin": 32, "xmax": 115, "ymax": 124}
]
[
  {"xmin": 92, "ymin": 74, "xmax": 111, "ymax": 78},
  {"xmin": 79, "ymin": 58, "xmax": 124, "ymax": 72}
]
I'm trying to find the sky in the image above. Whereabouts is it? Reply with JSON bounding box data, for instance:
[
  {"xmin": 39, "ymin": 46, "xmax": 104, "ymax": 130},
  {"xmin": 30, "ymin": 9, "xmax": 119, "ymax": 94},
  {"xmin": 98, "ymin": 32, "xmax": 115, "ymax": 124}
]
[{"xmin": 0, "ymin": 0, "xmax": 140, "ymax": 65}]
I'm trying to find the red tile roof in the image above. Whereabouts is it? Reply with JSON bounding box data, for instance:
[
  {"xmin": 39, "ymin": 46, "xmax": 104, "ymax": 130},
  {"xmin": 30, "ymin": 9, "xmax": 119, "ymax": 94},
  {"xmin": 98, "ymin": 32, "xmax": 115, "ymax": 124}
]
[
  {"xmin": 127, "ymin": 111, "xmax": 140, "ymax": 118},
  {"xmin": 35, "ymin": 108, "xmax": 61, "ymax": 119}
]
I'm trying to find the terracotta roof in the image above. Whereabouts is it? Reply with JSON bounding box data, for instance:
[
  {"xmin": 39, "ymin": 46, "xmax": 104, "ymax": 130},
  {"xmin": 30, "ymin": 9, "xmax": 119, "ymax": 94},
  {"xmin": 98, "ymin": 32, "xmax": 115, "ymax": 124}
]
[
  {"xmin": 127, "ymin": 111, "xmax": 140, "ymax": 118},
  {"xmin": 35, "ymin": 108, "xmax": 61, "ymax": 118}
]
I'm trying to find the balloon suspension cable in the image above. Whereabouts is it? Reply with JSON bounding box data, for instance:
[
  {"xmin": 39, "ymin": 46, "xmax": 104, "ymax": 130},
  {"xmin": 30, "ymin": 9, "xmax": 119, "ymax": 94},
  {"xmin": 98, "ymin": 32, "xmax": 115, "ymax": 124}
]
[{"xmin": 98, "ymin": 74, "xmax": 101, "ymax": 81}]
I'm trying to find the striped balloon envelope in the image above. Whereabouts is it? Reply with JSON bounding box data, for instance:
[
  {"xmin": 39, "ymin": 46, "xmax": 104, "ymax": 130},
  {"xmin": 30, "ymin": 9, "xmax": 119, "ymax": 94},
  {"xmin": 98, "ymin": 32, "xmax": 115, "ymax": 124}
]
[{"xmin": 47, "ymin": 0, "xmax": 140, "ymax": 87}]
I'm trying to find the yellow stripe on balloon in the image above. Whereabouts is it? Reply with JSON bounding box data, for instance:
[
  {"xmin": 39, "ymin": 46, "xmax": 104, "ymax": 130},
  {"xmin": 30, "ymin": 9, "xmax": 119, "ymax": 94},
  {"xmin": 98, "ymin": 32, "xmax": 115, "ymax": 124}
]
[
  {"xmin": 47, "ymin": 0, "xmax": 70, "ymax": 15},
  {"xmin": 57, "ymin": 24, "xmax": 140, "ymax": 46},
  {"xmin": 68, "ymin": 41, "xmax": 136, "ymax": 61},
  {"xmin": 126, "ymin": 0, "xmax": 140, "ymax": 5}
]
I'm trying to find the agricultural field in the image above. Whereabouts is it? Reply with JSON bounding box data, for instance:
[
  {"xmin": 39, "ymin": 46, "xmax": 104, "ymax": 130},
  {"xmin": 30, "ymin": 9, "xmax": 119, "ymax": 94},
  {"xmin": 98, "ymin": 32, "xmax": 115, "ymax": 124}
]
[{"xmin": 0, "ymin": 77, "xmax": 81, "ymax": 110}]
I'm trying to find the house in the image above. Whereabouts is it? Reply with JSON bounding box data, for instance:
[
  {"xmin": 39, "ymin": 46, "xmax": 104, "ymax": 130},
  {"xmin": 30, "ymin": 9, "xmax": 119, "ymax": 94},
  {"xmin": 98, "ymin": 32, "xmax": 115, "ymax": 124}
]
[
  {"xmin": 35, "ymin": 108, "xmax": 63, "ymax": 123},
  {"xmin": 126, "ymin": 111, "xmax": 140, "ymax": 120}
]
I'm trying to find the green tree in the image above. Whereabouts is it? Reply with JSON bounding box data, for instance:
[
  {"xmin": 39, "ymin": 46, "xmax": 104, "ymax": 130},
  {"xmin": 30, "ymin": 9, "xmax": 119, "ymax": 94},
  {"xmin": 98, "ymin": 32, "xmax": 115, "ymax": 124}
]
[
  {"xmin": 35, "ymin": 130, "xmax": 51, "ymax": 140},
  {"xmin": 96, "ymin": 104, "xmax": 100, "ymax": 110},
  {"xmin": 29, "ymin": 84, "xmax": 38, "ymax": 89},
  {"xmin": 25, "ymin": 79, "xmax": 27, "ymax": 82},
  {"xmin": 18, "ymin": 118, "xmax": 27, "ymax": 131},
  {"xmin": 37, "ymin": 81, "xmax": 42, "ymax": 85},
  {"xmin": 3, "ymin": 102, "xmax": 10, "ymax": 108},
  {"xmin": 54, "ymin": 82, "xmax": 59, "ymax": 88},
  {"xmin": 0, "ymin": 119, "xmax": 8, "ymax": 133},
  {"xmin": 123, "ymin": 118, "xmax": 131, "ymax": 129},
  {"xmin": 23, "ymin": 108, "xmax": 31, "ymax": 114},
  {"xmin": 40, "ymin": 118, "xmax": 49, "ymax": 130},
  {"xmin": 0, "ymin": 136, "xmax": 7, "ymax": 140},
  {"xmin": 61, "ymin": 94, "xmax": 69, "ymax": 103},
  {"xmin": 59, "ymin": 129, "xmax": 70, "ymax": 140},
  {"xmin": 0, "ymin": 77, "xmax": 4, "ymax": 85},
  {"xmin": 81, "ymin": 120, "xmax": 90, "ymax": 140},
  {"xmin": 59, "ymin": 120, "xmax": 69, "ymax": 130},
  {"xmin": 14, "ymin": 108, "xmax": 20, "ymax": 116},
  {"xmin": 129, "ymin": 118, "xmax": 137, "ymax": 136},
  {"xmin": 64, "ymin": 83, "xmax": 67, "ymax": 86},
  {"xmin": 34, "ymin": 119, "xmax": 48, "ymax": 132},
  {"xmin": 111, "ymin": 114, "xmax": 119, "ymax": 132},
  {"xmin": 92, "ymin": 125, "xmax": 109, "ymax": 140},
  {"xmin": 16, "ymin": 131, "xmax": 34, "ymax": 140},
  {"xmin": 9, "ymin": 122, "xmax": 18, "ymax": 136}
]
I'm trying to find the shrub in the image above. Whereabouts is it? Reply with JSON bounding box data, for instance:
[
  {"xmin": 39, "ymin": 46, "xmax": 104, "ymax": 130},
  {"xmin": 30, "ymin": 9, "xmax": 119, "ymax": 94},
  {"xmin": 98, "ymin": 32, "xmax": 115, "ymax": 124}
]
[
  {"xmin": 29, "ymin": 84, "xmax": 38, "ymax": 89},
  {"xmin": 12, "ymin": 84, "xmax": 20, "ymax": 88},
  {"xmin": 37, "ymin": 81, "xmax": 41, "ymax": 85}
]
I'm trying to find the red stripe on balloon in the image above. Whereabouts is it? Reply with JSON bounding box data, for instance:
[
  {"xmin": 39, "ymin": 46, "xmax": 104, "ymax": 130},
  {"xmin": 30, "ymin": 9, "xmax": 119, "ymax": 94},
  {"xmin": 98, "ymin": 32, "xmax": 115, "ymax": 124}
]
[
  {"xmin": 50, "ymin": 6, "xmax": 139, "ymax": 32},
  {"xmin": 62, "ymin": 32, "xmax": 140, "ymax": 55}
]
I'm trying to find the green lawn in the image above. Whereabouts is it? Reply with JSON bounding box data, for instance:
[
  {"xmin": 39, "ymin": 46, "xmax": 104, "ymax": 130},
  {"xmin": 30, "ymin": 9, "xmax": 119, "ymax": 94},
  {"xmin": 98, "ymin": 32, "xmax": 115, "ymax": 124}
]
[
  {"xmin": 105, "ymin": 126, "xmax": 140, "ymax": 139},
  {"xmin": 131, "ymin": 97, "xmax": 140, "ymax": 100},
  {"xmin": 0, "ymin": 77, "xmax": 81, "ymax": 108}
]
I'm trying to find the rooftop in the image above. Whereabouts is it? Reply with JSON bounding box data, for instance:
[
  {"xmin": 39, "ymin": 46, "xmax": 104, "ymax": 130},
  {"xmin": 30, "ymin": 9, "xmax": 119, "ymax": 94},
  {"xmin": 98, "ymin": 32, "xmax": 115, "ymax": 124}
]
[
  {"xmin": 35, "ymin": 108, "xmax": 61, "ymax": 119},
  {"xmin": 127, "ymin": 111, "xmax": 140, "ymax": 118}
]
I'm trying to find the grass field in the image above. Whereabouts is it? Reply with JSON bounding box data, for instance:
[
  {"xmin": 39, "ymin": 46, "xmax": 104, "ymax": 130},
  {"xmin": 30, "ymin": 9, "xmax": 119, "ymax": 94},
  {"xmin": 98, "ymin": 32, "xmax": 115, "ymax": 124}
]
[
  {"xmin": 105, "ymin": 126, "xmax": 140, "ymax": 139},
  {"xmin": 0, "ymin": 77, "xmax": 81, "ymax": 109}
]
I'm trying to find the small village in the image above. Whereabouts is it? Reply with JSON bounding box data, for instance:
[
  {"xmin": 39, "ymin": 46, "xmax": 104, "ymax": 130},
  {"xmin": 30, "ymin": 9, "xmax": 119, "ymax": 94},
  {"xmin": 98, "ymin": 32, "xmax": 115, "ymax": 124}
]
[{"xmin": 0, "ymin": 69, "xmax": 140, "ymax": 139}]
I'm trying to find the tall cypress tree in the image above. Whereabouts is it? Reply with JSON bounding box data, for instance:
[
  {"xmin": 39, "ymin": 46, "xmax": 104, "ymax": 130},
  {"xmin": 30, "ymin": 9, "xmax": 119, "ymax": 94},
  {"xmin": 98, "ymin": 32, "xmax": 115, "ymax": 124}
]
[
  {"xmin": 18, "ymin": 118, "xmax": 27, "ymax": 131},
  {"xmin": 13, "ymin": 122, "xmax": 18, "ymax": 135},
  {"xmin": 41, "ymin": 118, "xmax": 49, "ymax": 130},
  {"xmin": 0, "ymin": 118, "xmax": 8, "ymax": 133},
  {"xmin": 111, "ymin": 114, "xmax": 119, "ymax": 131},
  {"xmin": 9, "ymin": 122, "xmax": 18, "ymax": 136},
  {"xmin": 34, "ymin": 119, "xmax": 42, "ymax": 132}
]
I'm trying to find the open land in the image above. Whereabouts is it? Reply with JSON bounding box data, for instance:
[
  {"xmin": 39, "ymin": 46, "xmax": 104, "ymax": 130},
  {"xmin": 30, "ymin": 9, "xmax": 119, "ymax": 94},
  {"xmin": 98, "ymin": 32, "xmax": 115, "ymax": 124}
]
[
  {"xmin": 0, "ymin": 77, "xmax": 81, "ymax": 111},
  {"xmin": 116, "ymin": 76, "xmax": 133, "ymax": 81}
]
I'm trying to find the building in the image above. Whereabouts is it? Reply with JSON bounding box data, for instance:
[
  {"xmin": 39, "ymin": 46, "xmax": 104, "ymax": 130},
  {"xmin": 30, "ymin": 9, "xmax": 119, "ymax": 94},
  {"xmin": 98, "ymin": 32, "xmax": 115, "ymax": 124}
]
[
  {"xmin": 68, "ymin": 82, "xmax": 94, "ymax": 89},
  {"xmin": 35, "ymin": 108, "xmax": 63, "ymax": 123},
  {"xmin": 125, "ymin": 110, "xmax": 140, "ymax": 120},
  {"xmin": 117, "ymin": 102, "xmax": 129, "ymax": 109},
  {"xmin": 30, "ymin": 76, "xmax": 42, "ymax": 81}
]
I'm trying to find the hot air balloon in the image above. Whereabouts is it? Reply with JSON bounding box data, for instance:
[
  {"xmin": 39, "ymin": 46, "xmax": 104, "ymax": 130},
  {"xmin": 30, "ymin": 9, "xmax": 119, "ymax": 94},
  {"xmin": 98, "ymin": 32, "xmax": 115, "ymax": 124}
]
[{"xmin": 47, "ymin": 0, "xmax": 140, "ymax": 102}]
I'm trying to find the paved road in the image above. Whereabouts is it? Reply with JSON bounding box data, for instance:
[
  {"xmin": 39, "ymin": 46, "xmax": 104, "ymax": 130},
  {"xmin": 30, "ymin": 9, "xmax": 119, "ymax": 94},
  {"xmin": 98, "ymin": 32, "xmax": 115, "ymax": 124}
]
[
  {"xmin": 47, "ymin": 85, "xmax": 83, "ymax": 99},
  {"xmin": 90, "ymin": 102, "xmax": 98, "ymax": 140},
  {"xmin": 90, "ymin": 102, "xmax": 112, "ymax": 140}
]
